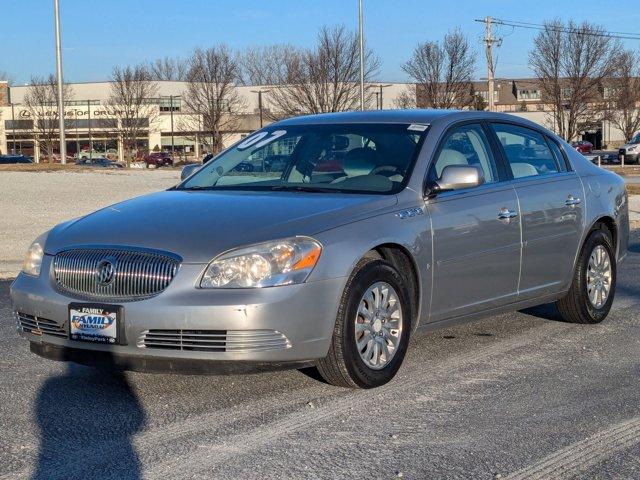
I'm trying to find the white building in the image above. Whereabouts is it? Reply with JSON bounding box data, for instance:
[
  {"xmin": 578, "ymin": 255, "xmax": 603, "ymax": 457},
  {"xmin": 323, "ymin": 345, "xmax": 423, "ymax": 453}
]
[{"xmin": 0, "ymin": 79, "xmax": 631, "ymax": 161}]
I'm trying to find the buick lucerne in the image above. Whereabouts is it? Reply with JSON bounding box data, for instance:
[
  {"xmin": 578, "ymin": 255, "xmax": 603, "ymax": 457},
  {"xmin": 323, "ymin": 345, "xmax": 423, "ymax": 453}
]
[{"xmin": 11, "ymin": 110, "xmax": 629, "ymax": 388}]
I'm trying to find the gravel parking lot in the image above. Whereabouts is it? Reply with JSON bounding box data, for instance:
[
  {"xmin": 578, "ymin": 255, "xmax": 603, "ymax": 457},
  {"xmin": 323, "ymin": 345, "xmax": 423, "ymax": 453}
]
[
  {"xmin": 0, "ymin": 170, "xmax": 180, "ymax": 277},
  {"xmin": 0, "ymin": 229, "xmax": 638, "ymax": 479},
  {"xmin": 0, "ymin": 170, "xmax": 639, "ymax": 479}
]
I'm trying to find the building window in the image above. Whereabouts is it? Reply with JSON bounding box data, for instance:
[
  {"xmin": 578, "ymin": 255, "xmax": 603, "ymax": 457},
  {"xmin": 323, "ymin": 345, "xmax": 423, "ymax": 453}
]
[
  {"xmin": 4, "ymin": 120, "xmax": 34, "ymax": 130},
  {"xmin": 42, "ymin": 100, "xmax": 100, "ymax": 106},
  {"xmin": 144, "ymin": 97, "xmax": 182, "ymax": 112},
  {"xmin": 64, "ymin": 119, "xmax": 118, "ymax": 129},
  {"xmin": 517, "ymin": 89, "xmax": 541, "ymax": 101},
  {"xmin": 479, "ymin": 90, "xmax": 499, "ymax": 102},
  {"xmin": 562, "ymin": 88, "xmax": 573, "ymax": 99}
]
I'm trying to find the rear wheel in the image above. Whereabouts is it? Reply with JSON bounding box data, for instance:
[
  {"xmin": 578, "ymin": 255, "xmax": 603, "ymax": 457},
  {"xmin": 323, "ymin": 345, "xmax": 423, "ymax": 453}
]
[
  {"xmin": 316, "ymin": 258, "xmax": 412, "ymax": 388},
  {"xmin": 556, "ymin": 229, "xmax": 616, "ymax": 324}
]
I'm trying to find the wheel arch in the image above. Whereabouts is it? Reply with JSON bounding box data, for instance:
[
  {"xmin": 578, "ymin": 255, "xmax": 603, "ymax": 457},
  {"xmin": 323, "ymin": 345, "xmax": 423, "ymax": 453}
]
[
  {"xmin": 365, "ymin": 243, "xmax": 422, "ymax": 331},
  {"xmin": 584, "ymin": 215, "xmax": 618, "ymax": 258}
]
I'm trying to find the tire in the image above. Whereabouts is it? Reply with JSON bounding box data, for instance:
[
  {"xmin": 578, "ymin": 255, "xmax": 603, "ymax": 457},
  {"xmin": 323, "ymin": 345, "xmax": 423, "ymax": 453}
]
[
  {"xmin": 556, "ymin": 228, "xmax": 616, "ymax": 324},
  {"xmin": 316, "ymin": 258, "xmax": 412, "ymax": 388}
]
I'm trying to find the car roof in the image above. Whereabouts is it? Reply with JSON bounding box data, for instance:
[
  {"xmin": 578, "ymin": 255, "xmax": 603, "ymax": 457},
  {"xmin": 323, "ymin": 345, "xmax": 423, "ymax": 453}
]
[
  {"xmin": 273, "ymin": 109, "xmax": 459, "ymax": 126},
  {"xmin": 271, "ymin": 109, "xmax": 555, "ymax": 133}
]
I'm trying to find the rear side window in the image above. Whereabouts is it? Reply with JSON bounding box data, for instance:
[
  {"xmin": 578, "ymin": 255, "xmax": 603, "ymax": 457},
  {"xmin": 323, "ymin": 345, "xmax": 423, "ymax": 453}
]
[
  {"xmin": 491, "ymin": 123, "xmax": 560, "ymax": 179},
  {"xmin": 546, "ymin": 137, "xmax": 569, "ymax": 172}
]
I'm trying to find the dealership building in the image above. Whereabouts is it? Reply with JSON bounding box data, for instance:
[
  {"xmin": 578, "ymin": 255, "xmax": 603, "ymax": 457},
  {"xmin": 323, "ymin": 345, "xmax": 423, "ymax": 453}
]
[{"xmin": 0, "ymin": 79, "xmax": 631, "ymax": 161}]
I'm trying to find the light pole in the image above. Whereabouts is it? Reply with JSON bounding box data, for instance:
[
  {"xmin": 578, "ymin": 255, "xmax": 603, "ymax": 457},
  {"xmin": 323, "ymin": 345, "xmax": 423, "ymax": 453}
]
[
  {"xmin": 87, "ymin": 99, "xmax": 93, "ymax": 159},
  {"xmin": 251, "ymin": 90, "xmax": 269, "ymax": 128},
  {"xmin": 358, "ymin": 0, "xmax": 365, "ymax": 110},
  {"xmin": 162, "ymin": 95, "xmax": 176, "ymax": 154},
  {"xmin": 53, "ymin": 0, "xmax": 66, "ymax": 163},
  {"xmin": 10, "ymin": 103, "xmax": 17, "ymax": 154}
]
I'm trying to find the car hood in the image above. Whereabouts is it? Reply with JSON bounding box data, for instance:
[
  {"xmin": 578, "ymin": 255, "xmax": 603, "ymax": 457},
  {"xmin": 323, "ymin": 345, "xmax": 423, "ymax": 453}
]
[{"xmin": 45, "ymin": 190, "xmax": 397, "ymax": 263}]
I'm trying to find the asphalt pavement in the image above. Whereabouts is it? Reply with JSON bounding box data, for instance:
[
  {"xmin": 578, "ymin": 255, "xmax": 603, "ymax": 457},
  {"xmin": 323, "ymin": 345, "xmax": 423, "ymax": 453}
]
[{"xmin": 0, "ymin": 228, "xmax": 638, "ymax": 479}]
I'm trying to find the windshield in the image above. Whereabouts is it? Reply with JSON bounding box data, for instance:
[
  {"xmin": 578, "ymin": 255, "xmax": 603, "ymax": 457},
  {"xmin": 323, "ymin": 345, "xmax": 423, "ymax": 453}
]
[
  {"xmin": 630, "ymin": 134, "xmax": 640, "ymax": 144},
  {"xmin": 179, "ymin": 123, "xmax": 427, "ymax": 194}
]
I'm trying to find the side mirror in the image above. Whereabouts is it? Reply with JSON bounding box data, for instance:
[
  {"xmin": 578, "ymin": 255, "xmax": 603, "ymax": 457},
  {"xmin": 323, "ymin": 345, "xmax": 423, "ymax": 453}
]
[
  {"xmin": 181, "ymin": 163, "xmax": 201, "ymax": 181},
  {"xmin": 427, "ymin": 164, "xmax": 484, "ymax": 195}
]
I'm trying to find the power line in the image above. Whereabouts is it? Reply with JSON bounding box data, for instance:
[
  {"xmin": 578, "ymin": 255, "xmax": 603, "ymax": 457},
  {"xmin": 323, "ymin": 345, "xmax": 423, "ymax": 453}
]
[{"xmin": 474, "ymin": 18, "xmax": 640, "ymax": 41}]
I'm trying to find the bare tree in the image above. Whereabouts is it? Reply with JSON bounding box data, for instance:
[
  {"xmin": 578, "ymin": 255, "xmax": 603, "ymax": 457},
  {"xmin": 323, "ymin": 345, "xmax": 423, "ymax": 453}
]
[
  {"xmin": 23, "ymin": 74, "xmax": 73, "ymax": 162},
  {"xmin": 529, "ymin": 19, "xmax": 621, "ymax": 141},
  {"xmin": 239, "ymin": 45, "xmax": 298, "ymax": 86},
  {"xmin": 0, "ymin": 70, "xmax": 14, "ymax": 85},
  {"xmin": 107, "ymin": 65, "xmax": 159, "ymax": 166},
  {"xmin": 402, "ymin": 29, "xmax": 475, "ymax": 109},
  {"xmin": 393, "ymin": 87, "xmax": 417, "ymax": 109},
  {"xmin": 606, "ymin": 50, "xmax": 640, "ymax": 142},
  {"xmin": 264, "ymin": 25, "xmax": 380, "ymax": 117},
  {"xmin": 179, "ymin": 45, "xmax": 245, "ymax": 154},
  {"xmin": 147, "ymin": 56, "xmax": 187, "ymax": 81}
]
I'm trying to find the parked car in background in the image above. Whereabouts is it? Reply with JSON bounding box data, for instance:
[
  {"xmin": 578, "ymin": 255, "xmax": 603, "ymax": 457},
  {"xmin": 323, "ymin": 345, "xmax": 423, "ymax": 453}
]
[
  {"xmin": 571, "ymin": 141, "xmax": 593, "ymax": 155},
  {"xmin": 144, "ymin": 152, "xmax": 173, "ymax": 168},
  {"xmin": 0, "ymin": 154, "xmax": 33, "ymax": 164},
  {"xmin": 618, "ymin": 133, "xmax": 640, "ymax": 164},
  {"xmin": 75, "ymin": 157, "xmax": 124, "ymax": 168},
  {"xmin": 12, "ymin": 110, "xmax": 629, "ymax": 389}
]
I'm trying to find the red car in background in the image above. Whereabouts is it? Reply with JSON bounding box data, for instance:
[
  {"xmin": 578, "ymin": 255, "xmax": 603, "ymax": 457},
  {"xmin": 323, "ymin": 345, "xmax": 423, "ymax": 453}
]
[
  {"xmin": 571, "ymin": 141, "xmax": 593, "ymax": 154},
  {"xmin": 144, "ymin": 152, "xmax": 174, "ymax": 167}
]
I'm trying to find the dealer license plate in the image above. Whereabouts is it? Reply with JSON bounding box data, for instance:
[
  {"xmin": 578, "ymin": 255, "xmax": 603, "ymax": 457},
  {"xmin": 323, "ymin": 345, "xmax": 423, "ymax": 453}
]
[{"xmin": 69, "ymin": 303, "xmax": 119, "ymax": 344}]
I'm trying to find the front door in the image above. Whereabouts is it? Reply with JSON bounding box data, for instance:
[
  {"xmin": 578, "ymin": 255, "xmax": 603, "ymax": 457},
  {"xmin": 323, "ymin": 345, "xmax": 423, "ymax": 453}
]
[{"xmin": 426, "ymin": 123, "xmax": 521, "ymax": 322}]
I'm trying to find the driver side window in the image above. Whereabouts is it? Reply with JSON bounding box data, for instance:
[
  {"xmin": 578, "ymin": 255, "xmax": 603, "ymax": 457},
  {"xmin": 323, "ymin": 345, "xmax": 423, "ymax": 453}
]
[{"xmin": 429, "ymin": 124, "xmax": 498, "ymax": 185}]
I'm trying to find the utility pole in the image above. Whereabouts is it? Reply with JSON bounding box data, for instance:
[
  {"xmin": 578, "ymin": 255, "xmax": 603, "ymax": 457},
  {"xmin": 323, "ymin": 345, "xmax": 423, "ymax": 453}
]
[
  {"xmin": 53, "ymin": 0, "xmax": 67, "ymax": 163},
  {"xmin": 483, "ymin": 16, "xmax": 499, "ymax": 112},
  {"xmin": 358, "ymin": 0, "xmax": 365, "ymax": 110}
]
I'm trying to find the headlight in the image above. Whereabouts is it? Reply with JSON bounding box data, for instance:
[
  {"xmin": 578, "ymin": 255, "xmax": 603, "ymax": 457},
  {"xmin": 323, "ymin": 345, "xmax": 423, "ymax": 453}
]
[
  {"xmin": 200, "ymin": 237, "xmax": 322, "ymax": 288},
  {"xmin": 22, "ymin": 241, "xmax": 44, "ymax": 277},
  {"xmin": 628, "ymin": 145, "xmax": 638, "ymax": 153}
]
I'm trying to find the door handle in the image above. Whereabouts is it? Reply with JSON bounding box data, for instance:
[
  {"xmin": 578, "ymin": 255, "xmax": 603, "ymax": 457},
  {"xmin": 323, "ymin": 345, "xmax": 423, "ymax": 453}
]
[
  {"xmin": 565, "ymin": 195, "xmax": 581, "ymax": 206},
  {"xmin": 498, "ymin": 207, "xmax": 518, "ymax": 220}
]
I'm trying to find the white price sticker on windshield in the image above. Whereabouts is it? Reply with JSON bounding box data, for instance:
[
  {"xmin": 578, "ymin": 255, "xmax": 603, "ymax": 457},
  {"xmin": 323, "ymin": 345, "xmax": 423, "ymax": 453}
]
[{"xmin": 237, "ymin": 130, "xmax": 287, "ymax": 150}]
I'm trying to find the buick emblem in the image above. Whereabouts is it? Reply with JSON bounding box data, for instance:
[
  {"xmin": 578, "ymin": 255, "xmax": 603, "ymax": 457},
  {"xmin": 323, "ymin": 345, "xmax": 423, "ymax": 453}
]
[{"xmin": 95, "ymin": 259, "xmax": 116, "ymax": 286}]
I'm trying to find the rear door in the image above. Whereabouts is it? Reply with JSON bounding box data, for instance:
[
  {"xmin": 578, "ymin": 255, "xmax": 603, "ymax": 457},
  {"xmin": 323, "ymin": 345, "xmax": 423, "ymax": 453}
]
[
  {"xmin": 489, "ymin": 123, "xmax": 584, "ymax": 299},
  {"xmin": 426, "ymin": 122, "xmax": 521, "ymax": 322}
]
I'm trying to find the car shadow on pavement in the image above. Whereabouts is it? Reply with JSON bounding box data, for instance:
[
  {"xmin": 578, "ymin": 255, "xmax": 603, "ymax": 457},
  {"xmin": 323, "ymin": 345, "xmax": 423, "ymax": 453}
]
[
  {"xmin": 519, "ymin": 303, "xmax": 565, "ymax": 322},
  {"xmin": 32, "ymin": 358, "xmax": 145, "ymax": 480}
]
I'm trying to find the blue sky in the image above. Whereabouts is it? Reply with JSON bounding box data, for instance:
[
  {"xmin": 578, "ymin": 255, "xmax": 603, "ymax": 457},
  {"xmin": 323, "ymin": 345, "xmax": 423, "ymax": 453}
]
[{"xmin": 2, "ymin": 0, "xmax": 640, "ymax": 85}]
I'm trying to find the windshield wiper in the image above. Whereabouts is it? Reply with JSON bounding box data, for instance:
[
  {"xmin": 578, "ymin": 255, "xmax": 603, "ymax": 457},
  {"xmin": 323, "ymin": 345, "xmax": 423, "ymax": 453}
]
[
  {"xmin": 177, "ymin": 185, "xmax": 215, "ymax": 191},
  {"xmin": 267, "ymin": 185, "xmax": 338, "ymax": 193}
]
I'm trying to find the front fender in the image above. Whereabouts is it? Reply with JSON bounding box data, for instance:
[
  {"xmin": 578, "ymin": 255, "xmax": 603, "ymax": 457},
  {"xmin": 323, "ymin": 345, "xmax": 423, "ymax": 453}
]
[{"xmin": 310, "ymin": 206, "xmax": 432, "ymax": 328}]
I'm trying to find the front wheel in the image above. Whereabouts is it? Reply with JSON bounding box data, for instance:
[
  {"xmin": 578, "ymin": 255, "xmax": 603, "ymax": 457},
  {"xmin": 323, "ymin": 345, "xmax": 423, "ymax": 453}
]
[
  {"xmin": 556, "ymin": 229, "xmax": 616, "ymax": 324},
  {"xmin": 316, "ymin": 258, "xmax": 412, "ymax": 388}
]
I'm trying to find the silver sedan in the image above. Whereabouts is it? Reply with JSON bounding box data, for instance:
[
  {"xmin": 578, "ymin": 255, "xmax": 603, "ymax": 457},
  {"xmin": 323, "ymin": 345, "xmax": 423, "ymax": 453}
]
[{"xmin": 11, "ymin": 110, "xmax": 629, "ymax": 388}]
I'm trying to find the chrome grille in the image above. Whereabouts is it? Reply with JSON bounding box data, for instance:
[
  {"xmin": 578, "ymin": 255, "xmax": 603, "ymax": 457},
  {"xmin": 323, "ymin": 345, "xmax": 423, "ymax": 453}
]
[
  {"xmin": 138, "ymin": 329, "xmax": 291, "ymax": 353},
  {"xmin": 53, "ymin": 248, "xmax": 180, "ymax": 301},
  {"xmin": 16, "ymin": 312, "xmax": 67, "ymax": 338}
]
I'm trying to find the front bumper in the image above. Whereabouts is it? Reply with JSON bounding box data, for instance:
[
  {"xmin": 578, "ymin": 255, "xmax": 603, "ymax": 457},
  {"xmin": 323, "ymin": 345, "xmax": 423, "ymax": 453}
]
[{"xmin": 10, "ymin": 256, "xmax": 347, "ymax": 371}]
